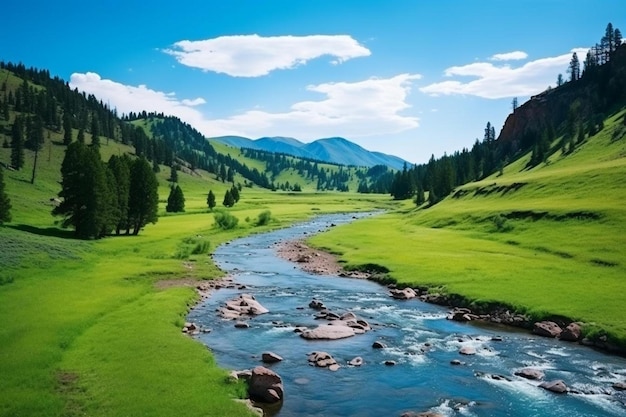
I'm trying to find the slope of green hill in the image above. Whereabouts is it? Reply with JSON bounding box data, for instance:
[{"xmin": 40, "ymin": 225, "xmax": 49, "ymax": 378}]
[{"xmin": 310, "ymin": 109, "xmax": 626, "ymax": 348}]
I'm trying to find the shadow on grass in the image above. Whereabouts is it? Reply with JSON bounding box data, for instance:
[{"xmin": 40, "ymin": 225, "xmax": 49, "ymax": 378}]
[{"xmin": 8, "ymin": 224, "xmax": 76, "ymax": 239}]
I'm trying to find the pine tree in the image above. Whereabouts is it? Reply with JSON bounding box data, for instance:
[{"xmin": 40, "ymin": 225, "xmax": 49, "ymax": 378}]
[
  {"xmin": 223, "ymin": 189, "xmax": 235, "ymax": 207},
  {"xmin": 128, "ymin": 157, "xmax": 159, "ymax": 235},
  {"xmin": 77, "ymin": 128, "xmax": 85, "ymax": 144},
  {"xmin": 108, "ymin": 154, "xmax": 131, "ymax": 235},
  {"xmin": 53, "ymin": 142, "xmax": 112, "ymax": 239},
  {"xmin": 166, "ymin": 185, "xmax": 185, "ymax": 212},
  {"xmin": 63, "ymin": 112, "xmax": 73, "ymax": 145},
  {"xmin": 169, "ymin": 165, "xmax": 178, "ymax": 183},
  {"xmin": 0, "ymin": 166, "xmax": 12, "ymax": 224},
  {"xmin": 207, "ymin": 190, "xmax": 216, "ymax": 211},
  {"xmin": 230, "ymin": 184, "xmax": 240, "ymax": 203},
  {"xmin": 569, "ymin": 52, "xmax": 580, "ymax": 82},
  {"xmin": 10, "ymin": 116, "xmax": 25, "ymax": 170}
]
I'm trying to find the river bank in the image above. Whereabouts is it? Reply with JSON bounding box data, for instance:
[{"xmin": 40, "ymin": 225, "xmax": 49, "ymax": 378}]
[
  {"xmin": 189, "ymin": 213, "xmax": 626, "ymax": 416},
  {"xmin": 275, "ymin": 238, "xmax": 626, "ymax": 357}
]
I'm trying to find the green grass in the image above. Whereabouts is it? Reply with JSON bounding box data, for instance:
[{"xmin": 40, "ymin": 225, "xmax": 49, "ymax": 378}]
[
  {"xmin": 310, "ymin": 109, "xmax": 626, "ymax": 345},
  {"xmin": 0, "ymin": 128, "xmax": 392, "ymax": 416}
]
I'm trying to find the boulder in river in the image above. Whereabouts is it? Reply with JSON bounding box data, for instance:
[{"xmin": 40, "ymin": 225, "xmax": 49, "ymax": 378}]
[
  {"xmin": 514, "ymin": 368, "xmax": 545, "ymax": 380},
  {"xmin": 613, "ymin": 381, "xmax": 626, "ymax": 391},
  {"xmin": 539, "ymin": 379, "xmax": 568, "ymax": 394},
  {"xmin": 248, "ymin": 366, "xmax": 284, "ymax": 403},
  {"xmin": 307, "ymin": 351, "xmax": 338, "ymax": 369},
  {"xmin": 220, "ymin": 294, "xmax": 269, "ymax": 320},
  {"xmin": 459, "ymin": 346, "xmax": 476, "ymax": 355},
  {"xmin": 389, "ymin": 287, "xmax": 417, "ymax": 300},
  {"xmin": 533, "ymin": 321, "xmax": 562, "ymax": 338},
  {"xmin": 300, "ymin": 323, "xmax": 355, "ymax": 340},
  {"xmin": 372, "ymin": 341, "xmax": 387, "ymax": 349},
  {"xmin": 348, "ymin": 357, "xmax": 363, "ymax": 366},
  {"xmin": 261, "ymin": 352, "xmax": 283, "ymax": 363},
  {"xmin": 560, "ymin": 322, "xmax": 582, "ymax": 341}
]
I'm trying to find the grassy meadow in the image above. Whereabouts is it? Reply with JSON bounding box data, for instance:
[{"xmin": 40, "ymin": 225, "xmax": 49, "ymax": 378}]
[
  {"xmin": 310, "ymin": 109, "xmax": 626, "ymax": 345},
  {"xmin": 2, "ymin": 99, "xmax": 626, "ymax": 416},
  {"xmin": 0, "ymin": 131, "xmax": 393, "ymax": 416}
]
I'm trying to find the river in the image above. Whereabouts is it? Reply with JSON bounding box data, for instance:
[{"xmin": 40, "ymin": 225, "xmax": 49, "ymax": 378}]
[{"xmin": 188, "ymin": 213, "xmax": 626, "ymax": 417}]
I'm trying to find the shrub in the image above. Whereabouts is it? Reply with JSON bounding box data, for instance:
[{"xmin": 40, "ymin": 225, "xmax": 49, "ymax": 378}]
[
  {"xmin": 492, "ymin": 214, "xmax": 513, "ymax": 232},
  {"xmin": 214, "ymin": 212, "xmax": 239, "ymax": 230},
  {"xmin": 191, "ymin": 240, "xmax": 210, "ymax": 255},
  {"xmin": 256, "ymin": 210, "xmax": 272, "ymax": 226}
]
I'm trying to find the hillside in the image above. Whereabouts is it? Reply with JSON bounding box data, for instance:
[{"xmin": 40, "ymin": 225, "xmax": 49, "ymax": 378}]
[
  {"xmin": 310, "ymin": 99, "xmax": 626, "ymax": 351},
  {"xmin": 212, "ymin": 135, "xmax": 409, "ymax": 170}
]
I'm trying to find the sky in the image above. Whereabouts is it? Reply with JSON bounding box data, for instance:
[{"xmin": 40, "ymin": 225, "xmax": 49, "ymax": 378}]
[{"xmin": 2, "ymin": 0, "xmax": 625, "ymax": 164}]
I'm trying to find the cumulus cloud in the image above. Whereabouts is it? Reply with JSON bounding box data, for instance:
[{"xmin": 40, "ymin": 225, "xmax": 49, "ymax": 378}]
[
  {"xmin": 69, "ymin": 72, "xmax": 208, "ymax": 124},
  {"xmin": 207, "ymin": 73, "xmax": 422, "ymax": 138},
  {"xmin": 69, "ymin": 72, "xmax": 421, "ymax": 140},
  {"xmin": 163, "ymin": 34, "xmax": 371, "ymax": 77},
  {"xmin": 489, "ymin": 51, "xmax": 528, "ymax": 61},
  {"xmin": 420, "ymin": 48, "xmax": 588, "ymax": 99}
]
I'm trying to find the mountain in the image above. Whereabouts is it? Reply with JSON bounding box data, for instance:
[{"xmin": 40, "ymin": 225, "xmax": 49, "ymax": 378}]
[{"xmin": 211, "ymin": 135, "xmax": 409, "ymax": 170}]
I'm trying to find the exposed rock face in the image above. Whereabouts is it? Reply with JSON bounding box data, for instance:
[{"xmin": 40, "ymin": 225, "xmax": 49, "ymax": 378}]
[
  {"xmin": 515, "ymin": 368, "xmax": 545, "ymax": 380},
  {"xmin": 533, "ymin": 321, "xmax": 562, "ymax": 338},
  {"xmin": 539, "ymin": 380, "xmax": 568, "ymax": 394},
  {"xmin": 261, "ymin": 352, "xmax": 283, "ymax": 363},
  {"xmin": 249, "ymin": 366, "xmax": 284, "ymax": 403},
  {"xmin": 560, "ymin": 322, "xmax": 582, "ymax": 341}
]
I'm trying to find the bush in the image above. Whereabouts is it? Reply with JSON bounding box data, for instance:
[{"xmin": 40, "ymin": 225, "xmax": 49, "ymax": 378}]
[
  {"xmin": 191, "ymin": 240, "xmax": 210, "ymax": 255},
  {"xmin": 214, "ymin": 212, "xmax": 239, "ymax": 230},
  {"xmin": 256, "ymin": 210, "xmax": 272, "ymax": 226}
]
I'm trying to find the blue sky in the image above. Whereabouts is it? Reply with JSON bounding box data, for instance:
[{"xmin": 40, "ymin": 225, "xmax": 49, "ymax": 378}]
[{"xmin": 2, "ymin": 1, "xmax": 624, "ymax": 163}]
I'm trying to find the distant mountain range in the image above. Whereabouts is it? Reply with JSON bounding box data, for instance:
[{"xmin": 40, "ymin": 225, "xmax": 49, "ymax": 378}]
[{"xmin": 210, "ymin": 136, "xmax": 409, "ymax": 170}]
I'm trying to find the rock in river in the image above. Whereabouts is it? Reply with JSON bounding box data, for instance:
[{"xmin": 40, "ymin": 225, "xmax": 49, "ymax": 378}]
[
  {"xmin": 248, "ymin": 366, "xmax": 284, "ymax": 403},
  {"xmin": 533, "ymin": 321, "xmax": 562, "ymax": 338},
  {"xmin": 539, "ymin": 379, "xmax": 568, "ymax": 394}
]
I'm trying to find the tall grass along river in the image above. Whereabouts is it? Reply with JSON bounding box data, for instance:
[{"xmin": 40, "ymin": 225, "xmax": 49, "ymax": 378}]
[{"xmin": 188, "ymin": 213, "xmax": 626, "ymax": 417}]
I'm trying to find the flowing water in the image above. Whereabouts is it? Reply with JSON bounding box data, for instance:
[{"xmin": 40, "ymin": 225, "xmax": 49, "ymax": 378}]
[{"xmin": 188, "ymin": 213, "xmax": 626, "ymax": 417}]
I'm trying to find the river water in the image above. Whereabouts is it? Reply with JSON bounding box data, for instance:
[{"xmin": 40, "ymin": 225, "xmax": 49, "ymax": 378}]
[{"xmin": 188, "ymin": 213, "xmax": 626, "ymax": 417}]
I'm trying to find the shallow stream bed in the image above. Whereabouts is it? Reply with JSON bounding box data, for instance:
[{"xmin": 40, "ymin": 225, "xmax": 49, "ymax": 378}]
[{"xmin": 188, "ymin": 213, "xmax": 626, "ymax": 416}]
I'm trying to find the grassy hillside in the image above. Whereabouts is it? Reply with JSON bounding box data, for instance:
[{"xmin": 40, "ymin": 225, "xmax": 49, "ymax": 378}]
[
  {"xmin": 310, "ymin": 109, "xmax": 626, "ymax": 345},
  {"xmin": 0, "ymin": 127, "xmax": 394, "ymax": 416}
]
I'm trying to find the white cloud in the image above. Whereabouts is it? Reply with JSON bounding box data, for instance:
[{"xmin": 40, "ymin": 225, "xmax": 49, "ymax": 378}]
[
  {"xmin": 69, "ymin": 72, "xmax": 207, "ymax": 123},
  {"xmin": 208, "ymin": 73, "xmax": 422, "ymax": 138},
  {"xmin": 163, "ymin": 34, "xmax": 371, "ymax": 77},
  {"xmin": 181, "ymin": 98, "xmax": 206, "ymax": 106},
  {"xmin": 420, "ymin": 48, "xmax": 588, "ymax": 99},
  {"xmin": 69, "ymin": 72, "xmax": 421, "ymax": 140},
  {"xmin": 489, "ymin": 51, "xmax": 528, "ymax": 61}
]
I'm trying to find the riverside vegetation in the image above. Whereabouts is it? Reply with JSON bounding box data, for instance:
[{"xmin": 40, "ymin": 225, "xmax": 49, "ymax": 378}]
[{"xmin": 2, "ymin": 29, "xmax": 626, "ymax": 416}]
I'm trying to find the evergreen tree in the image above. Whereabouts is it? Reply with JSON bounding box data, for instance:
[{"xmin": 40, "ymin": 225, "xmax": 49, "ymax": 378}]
[
  {"xmin": 223, "ymin": 189, "xmax": 235, "ymax": 207},
  {"xmin": 53, "ymin": 142, "xmax": 112, "ymax": 239},
  {"xmin": 128, "ymin": 157, "xmax": 159, "ymax": 235},
  {"xmin": 569, "ymin": 52, "xmax": 580, "ymax": 82},
  {"xmin": 557, "ymin": 73, "xmax": 564, "ymax": 87},
  {"xmin": 90, "ymin": 116, "xmax": 100, "ymax": 149},
  {"xmin": 169, "ymin": 165, "xmax": 178, "ymax": 183},
  {"xmin": 10, "ymin": 116, "xmax": 25, "ymax": 170},
  {"xmin": 108, "ymin": 154, "xmax": 131, "ymax": 235},
  {"xmin": 415, "ymin": 184, "xmax": 425, "ymax": 206},
  {"xmin": 230, "ymin": 184, "xmax": 240, "ymax": 203},
  {"xmin": 207, "ymin": 189, "xmax": 216, "ymax": 211},
  {"xmin": 77, "ymin": 128, "xmax": 85, "ymax": 144},
  {"xmin": 166, "ymin": 185, "xmax": 185, "ymax": 212},
  {"xmin": 0, "ymin": 166, "xmax": 11, "ymax": 224},
  {"xmin": 63, "ymin": 112, "xmax": 73, "ymax": 145},
  {"xmin": 577, "ymin": 123, "xmax": 586, "ymax": 145}
]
